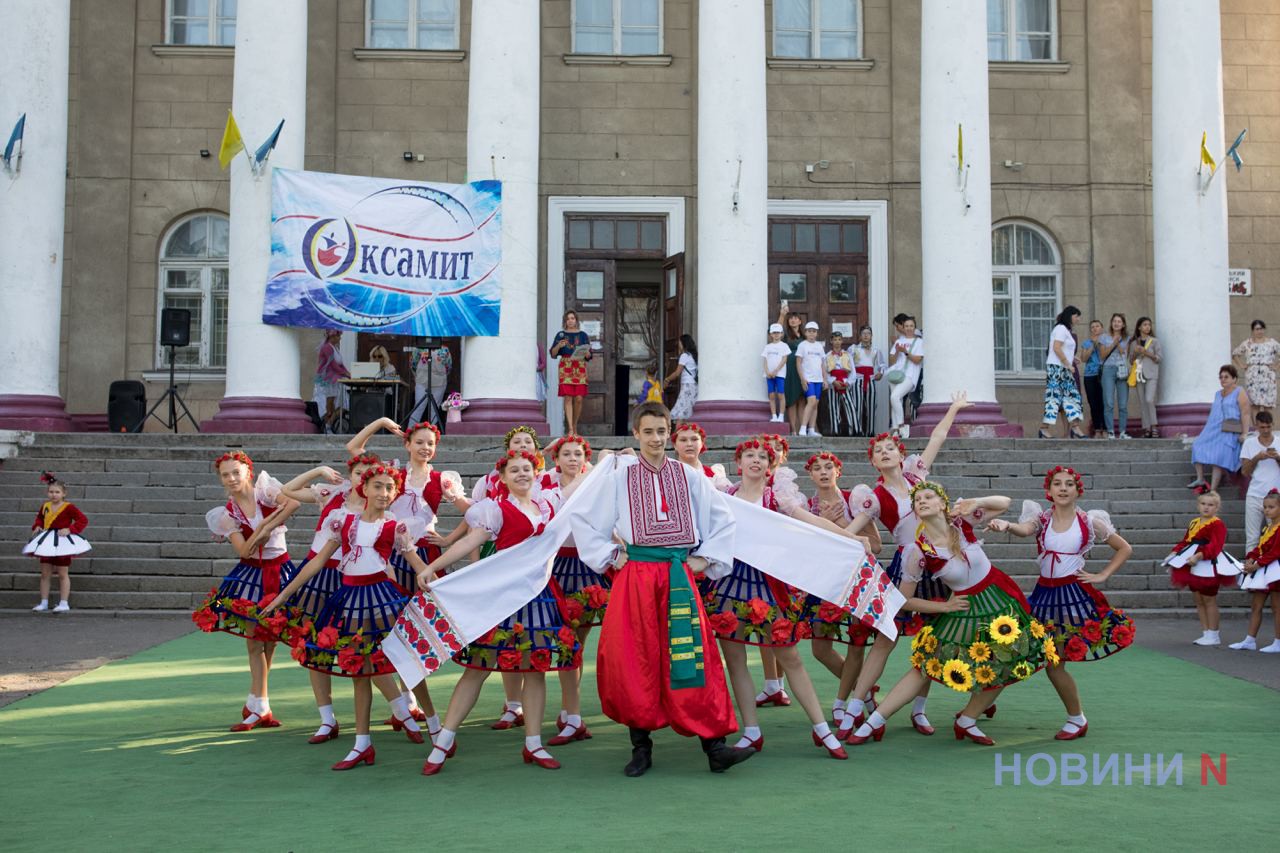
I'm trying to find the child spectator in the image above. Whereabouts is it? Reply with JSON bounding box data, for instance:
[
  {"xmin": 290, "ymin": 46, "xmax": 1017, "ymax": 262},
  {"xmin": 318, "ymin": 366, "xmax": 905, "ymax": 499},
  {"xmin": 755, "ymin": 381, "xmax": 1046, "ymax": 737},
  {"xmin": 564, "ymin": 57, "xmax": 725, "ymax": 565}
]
[
  {"xmin": 762, "ymin": 323, "xmax": 790, "ymax": 423},
  {"xmin": 796, "ymin": 321, "xmax": 826, "ymax": 436}
]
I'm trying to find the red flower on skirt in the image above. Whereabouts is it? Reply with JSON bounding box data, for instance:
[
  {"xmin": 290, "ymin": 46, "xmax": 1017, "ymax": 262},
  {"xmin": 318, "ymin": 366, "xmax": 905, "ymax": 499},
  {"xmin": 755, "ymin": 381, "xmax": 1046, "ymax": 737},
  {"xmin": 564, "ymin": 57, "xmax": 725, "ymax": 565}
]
[
  {"xmin": 1110, "ymin": 624, "xmax": 1135, "ymax": 648},
  {"xmin": 1064, "ymin": 636, "xmax": 1089, "ymax": 662},
  {"xmin": 263, "ymin": 612, "xmax": 289, "ymax": 638},
  {"xmin": 229, "ymin": 598, "xmax": 257, "ymax": 617},
  {"xmin": 794, "ymin": 621, "xmax": 813, "ymax": 640},
  {"xmin": 905, "ymin": 614, "xmax": 925, "ymax": 635},
  {"xmin": 511, "ymin": 622, "xmax": 525, "ymax": 636},
  {"xmin": 291, "ymin": 643, "xmax": 308, "ymax": 664},
  {"xmin": 476, "ymin": 627, "xmax": 498, "ymax": 646},
  {"xmin": 337, "ymin": 646, "xmax": 366, "ymax": 675},
  {"xmin": 770, "ymin": 617, "xmax": 794, "ymax": 644},
  {"xmin": 584, "ymin": 585, "xmax": 609, "ymax": 610},
  {"xmin": 191, "ymin": 608, "xmax": 218, "ymax": 632},
  {"xmin": 557, "ymin": 626, "xmax": 577, "ymax": 647},
  {"xmin": 369, "ymin": 650, "xmax": 389, "ymax": 668},
  {"xmin": 746, "ymin": 598, "xmax": 771, "ymax": 625},
  {"xmin": 1081, "ymin": 620, "xmax": 1103, "ymax": 644},
  {"xmin": 316, "ymin": 626, "xmax": 341, "ymax": 649},
  {"xmin": 708, "ymin": 611, "xmax": 739, "ymax": 637},
  {"xmin": 817, "ymin": 601, "xmax": 847, "ymax": 623},
  {"xmin": 530, "ymin": 649, "xmax": 552, "ymax": 672},
  {"xmin": 498, "ymin": 649, "xmax": 522, "ymax": 670},
  {"xmin": 562, "ymin": 598, "xmax": 586, "ymax": 625}
]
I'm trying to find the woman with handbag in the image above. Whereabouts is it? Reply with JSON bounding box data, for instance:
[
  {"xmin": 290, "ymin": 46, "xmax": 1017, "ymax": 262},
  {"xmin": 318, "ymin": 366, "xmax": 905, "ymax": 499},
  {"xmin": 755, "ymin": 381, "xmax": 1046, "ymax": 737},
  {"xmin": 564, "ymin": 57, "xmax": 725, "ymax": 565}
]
[
  {"xmin": 1040, "ymin": 306, "xmax": 1088, "ymax": 439},
  {"xmin": 1128, "ymin": 317, "xmax": 1163, "ymax": 437},
  {"xmin": 1099, "ymin": 314, "xmax": 1131, "ymax": 439},
  {"xmin": 1190, "ymin": 365, "xmax": 1252, "ymax": 493}
]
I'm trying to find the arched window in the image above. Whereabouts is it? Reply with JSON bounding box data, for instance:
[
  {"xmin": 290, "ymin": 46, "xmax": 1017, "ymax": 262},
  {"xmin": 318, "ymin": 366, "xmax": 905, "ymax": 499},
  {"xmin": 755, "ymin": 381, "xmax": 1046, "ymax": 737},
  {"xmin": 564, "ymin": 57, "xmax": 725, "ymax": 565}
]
[
  {"xmin": 992, "ymin": 221, "xmax": 1061, "ymax": 375},
  {"xmin": 156, "ymin": 212, "xmax": 229, "ymax": 369}
]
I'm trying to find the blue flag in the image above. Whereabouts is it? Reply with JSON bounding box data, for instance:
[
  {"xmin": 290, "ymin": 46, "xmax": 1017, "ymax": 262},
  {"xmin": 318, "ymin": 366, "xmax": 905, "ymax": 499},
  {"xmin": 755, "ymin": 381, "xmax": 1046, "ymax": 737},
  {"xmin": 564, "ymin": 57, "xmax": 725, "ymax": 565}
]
[
  {"xmin": 254, "ymin": 119, "xmax": 284, "ymax": 164},
  {"xmin": 1225, "ymin": 128, "xmax": 1247, "ymax": 172},
  {"xmin": 3, "ymin": 113, "xmax": 25, "ymax": 167}
]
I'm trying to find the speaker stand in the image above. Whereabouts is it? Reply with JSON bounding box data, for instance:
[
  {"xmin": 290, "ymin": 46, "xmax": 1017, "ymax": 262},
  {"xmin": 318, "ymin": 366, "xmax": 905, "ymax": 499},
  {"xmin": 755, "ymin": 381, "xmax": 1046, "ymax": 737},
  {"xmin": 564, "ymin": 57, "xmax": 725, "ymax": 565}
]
[{"xmin": 144, "ymin": 345, "xmax": 201, "ymax": 433}]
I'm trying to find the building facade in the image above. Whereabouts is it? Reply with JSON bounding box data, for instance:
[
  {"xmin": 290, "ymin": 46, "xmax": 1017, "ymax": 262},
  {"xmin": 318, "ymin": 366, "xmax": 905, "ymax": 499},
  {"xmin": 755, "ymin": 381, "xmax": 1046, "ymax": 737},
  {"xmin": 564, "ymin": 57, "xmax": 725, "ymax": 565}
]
[{"xmin": 1, "ymin": 0, "xmax": 1277, "ymax": 435}]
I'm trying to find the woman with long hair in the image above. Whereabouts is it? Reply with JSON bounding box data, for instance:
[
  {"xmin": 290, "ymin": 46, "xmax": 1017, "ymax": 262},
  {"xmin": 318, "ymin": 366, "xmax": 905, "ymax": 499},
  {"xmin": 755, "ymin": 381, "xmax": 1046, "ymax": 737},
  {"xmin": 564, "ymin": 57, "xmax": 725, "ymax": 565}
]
[
  {"xmin": 550, "ymin": 310, "xmax": 592, "ymax": 434},
  {"xmin": 1100, "ymin": 313, "xmax": 1131, "ymax": 438},
  {"xmin": 314, "ymin": 330, "xmax": 350, "ymax": 428},
  {"xmin": 1041, "ymin": 305, "xmax": 1088, "ymax": 439},
  {"xmin": 777, "ymin": 306, "xmax": 806, "ymax": 432},
  {"xmin": 1128, "ymin": 317, "xmax": 1163, "ymax": 437},
  {"xmin": 664, "ymin": 333, "xmax": 699, "ymax": 421}
]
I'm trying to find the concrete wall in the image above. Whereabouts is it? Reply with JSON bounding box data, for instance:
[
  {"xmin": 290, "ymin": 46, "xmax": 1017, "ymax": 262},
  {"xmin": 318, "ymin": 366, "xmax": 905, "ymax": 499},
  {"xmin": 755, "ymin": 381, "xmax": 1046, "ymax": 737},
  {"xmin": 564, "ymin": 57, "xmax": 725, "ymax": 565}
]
[{"xmin": 52, "ymin": 0, "xmax": 1280, "ymax": 433}]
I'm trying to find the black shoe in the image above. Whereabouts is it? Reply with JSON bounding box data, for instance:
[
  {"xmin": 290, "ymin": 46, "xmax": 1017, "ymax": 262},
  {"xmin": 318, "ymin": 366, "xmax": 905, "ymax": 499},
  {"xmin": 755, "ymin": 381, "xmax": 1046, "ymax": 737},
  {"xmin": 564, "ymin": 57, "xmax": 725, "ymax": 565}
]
[
  {"xmin": 701, "ymin": 736, "xmax": 755, "ymax": 773},
  {"xmin": 625, "ymin": 728, "xmax": 653, "ymax": 777}
]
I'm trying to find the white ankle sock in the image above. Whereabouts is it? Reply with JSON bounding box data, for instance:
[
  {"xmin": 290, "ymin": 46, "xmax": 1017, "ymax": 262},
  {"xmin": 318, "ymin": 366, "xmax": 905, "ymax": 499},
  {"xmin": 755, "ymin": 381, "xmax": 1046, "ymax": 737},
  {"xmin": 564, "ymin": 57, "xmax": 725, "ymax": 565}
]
[
  {"xmin": 770, "ymin": 679, "xmax": 785, "ymax": 694},
  {"xmin": 956, "ymin": 714, "xmax": 986, "ymax": 738},
  {"xmin": 848, "ymin": 697, "xmax": 865, "ymax": 717},
  {"xmin": 912, "ymin": 696, "xmax": 928, "ymax": 715},
  {"xmin": 854, "ymin": 711, "xmax": 885, "ymax": 737},
  {"xmin": 318, "ymin": 704, "xmax": 336, "ymax": 726},
  {"xmin": 505, "ymin": 700, "xmax": 523, "ymax": 712},
  {"xmin": 1065, "ymin": 713, "xmax": 1087, "ymax": 731},
  {"xmin": 813, "ymin": 721, "xmax": 832, "ymax": 737},
  {"xmin": 435, "ymin": 728, "xmax": 456, "ymax": 749},
  {"xmin": 389, "ymin": 696, "xmax": 421, "ymax": 732},
  {"xmin": 525, "ymin": 735, "xmax": 543, "ymax": 751},
  {"xmin": 735, "ymin": 726, "xmax": 762, "ymax": 748},
  {"xmin": 565, "ymin": 714, "xmax": 582, "ymax": 729},
  {"xmin": 354, "ymin": 733, "xmax": 372, "ymax": 751},
  {"xmin": 257, "ymin": 698, "xmax": 270, "ymax": 716},
  {"xmin": 426, "ymin": 714, "xmax": 442, "ymax": 735}
]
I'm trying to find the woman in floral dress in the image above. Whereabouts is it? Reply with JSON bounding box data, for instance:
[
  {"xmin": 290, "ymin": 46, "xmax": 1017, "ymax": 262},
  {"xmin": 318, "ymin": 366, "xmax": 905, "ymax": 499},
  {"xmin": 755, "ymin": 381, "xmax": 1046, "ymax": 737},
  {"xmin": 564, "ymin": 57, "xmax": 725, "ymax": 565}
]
[{"xmin": 1233, "ymin": 319, "xmax": 1280, "ymax": 415}]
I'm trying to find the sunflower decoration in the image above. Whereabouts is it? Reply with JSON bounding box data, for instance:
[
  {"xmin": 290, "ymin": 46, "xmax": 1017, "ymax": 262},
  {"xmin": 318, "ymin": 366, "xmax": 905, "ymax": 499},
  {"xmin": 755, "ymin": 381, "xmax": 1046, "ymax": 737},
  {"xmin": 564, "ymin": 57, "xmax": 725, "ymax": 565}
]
[
  {"xmin": 1043, "ymin": 637, "xmax": 1060, "ymax": 666},
  {"xmin": 909, "ymin": 651, "xmax": 926, "ymax": 669},
  {"xmin": 941, "ymin": 659, "xmax": 974, "ymax": 693},
  {"xmin": 974, "ymin": 665, "xmax": 996, "ymax": 686},
  {"xmin": 911, "ymin": 625, "xmax": 933, "ymax": 652},
  {"xmin": 967, "ymin": 640, "xmax": 992, "ymax": 663},
  {"xmin": 921, "ymin": 633, "xmax": 939, "ymax": 653},
  {"xmin": 1011, "ymin": 661, "xmax": 1034, "ymax": 681},
  {"xmin": 989, "ymin": 614, "xmax": 1021, "ymax": 645},
  {"xmin": 1029, "ymin": 620, "xmax": 1046, "ymax": 640},
  {"xmin": 925, "ymin": 658, "xmax": 944, "ymax": 679}
]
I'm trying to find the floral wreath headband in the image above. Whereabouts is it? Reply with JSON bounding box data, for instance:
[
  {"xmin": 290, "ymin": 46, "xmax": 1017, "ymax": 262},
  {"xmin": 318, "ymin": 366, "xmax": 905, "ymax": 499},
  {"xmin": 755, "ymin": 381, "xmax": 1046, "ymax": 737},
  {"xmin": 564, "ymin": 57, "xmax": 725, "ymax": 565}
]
[
  {"xmin": 867, "ymin": 432, "xmax": 906, "ymax": 460},
  {"xmin": 734, "ymin": 439, "xmax": 777, "ymax": 464},
  {"xmin": 496, "ymin": 449, "xmax": 543, "ymax": 472},
  {"xmin": 404, "ymin": 421, "xmax": 441, "ymax": 444},
  {"xmin": 504, "ymin": 425, "xmax": 542, "ymax": 450},
  {"xmin": 357, "ymin": 464, "xmax": 406, "ymax": 499},
  {"xmin": 213, "ymin": 450, "xmax": 253, "ymax": 474},
  {"xmin": 548, "ymin": 433, "xmax": 593, "ymax": 462},
  {"xmin": 805, "ymin": 451, "xmax": 843, "ymax": 473},
  {"xmin": 760, "ymin": 433, "xmax": 789, "ymax": 455},
  {"xmin": 1042, "ymin": 465, "xmax": 1084, "ymax": 499},
  {"xmin": 671, "ymin": 422, "xmax": 707, "ymax": 452},
  {"xmin": 347, "ymin": 453, "xmax": 381, "ymax": 470},
  {"xmin": 908, "ymin": 480, "xmax": 950, "ymax": 510}
]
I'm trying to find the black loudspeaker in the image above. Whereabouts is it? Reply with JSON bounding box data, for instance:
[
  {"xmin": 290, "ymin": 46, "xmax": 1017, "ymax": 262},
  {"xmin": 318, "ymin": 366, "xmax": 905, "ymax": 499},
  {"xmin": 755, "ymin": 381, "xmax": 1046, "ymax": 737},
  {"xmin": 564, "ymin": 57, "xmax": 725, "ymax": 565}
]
[
  {"xmin": 107, "ymin": 380, "xmax": 146, "ymax": 433},
  {"xmin": 159, "ymin": 307, "xmax": 191, "ymax": 348},
  {"xmin": 348, "ymin": 390, "xmax": 387, "ymax": 433}
]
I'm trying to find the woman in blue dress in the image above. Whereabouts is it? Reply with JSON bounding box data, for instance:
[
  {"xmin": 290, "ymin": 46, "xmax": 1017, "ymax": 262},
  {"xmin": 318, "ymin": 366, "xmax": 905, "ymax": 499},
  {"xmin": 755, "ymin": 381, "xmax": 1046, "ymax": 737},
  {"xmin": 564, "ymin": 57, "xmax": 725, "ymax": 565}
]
[{"xmin": 1190, "ymin": 365, "xmax": 1253, "ymax": 493}]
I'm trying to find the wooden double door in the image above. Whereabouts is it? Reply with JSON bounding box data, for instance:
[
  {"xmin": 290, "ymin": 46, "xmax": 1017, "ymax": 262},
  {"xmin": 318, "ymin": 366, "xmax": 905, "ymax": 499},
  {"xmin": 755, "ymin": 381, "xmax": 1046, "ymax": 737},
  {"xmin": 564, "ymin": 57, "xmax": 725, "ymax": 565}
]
[{"xmin": 767, "ymin": 217, "xmax": 870, "ymax": 337}]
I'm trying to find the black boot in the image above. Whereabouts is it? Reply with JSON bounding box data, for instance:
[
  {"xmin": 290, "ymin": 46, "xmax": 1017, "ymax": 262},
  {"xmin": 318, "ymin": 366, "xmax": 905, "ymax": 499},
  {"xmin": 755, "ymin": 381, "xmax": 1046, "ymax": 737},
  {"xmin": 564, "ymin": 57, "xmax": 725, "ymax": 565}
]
[
  {"xmin": 625, "ymin": 728, "xmax": 653, "ymax": 777},
  {"xmin": 701, "ymin": 736, "xmax": 755, "ymax": 773}
]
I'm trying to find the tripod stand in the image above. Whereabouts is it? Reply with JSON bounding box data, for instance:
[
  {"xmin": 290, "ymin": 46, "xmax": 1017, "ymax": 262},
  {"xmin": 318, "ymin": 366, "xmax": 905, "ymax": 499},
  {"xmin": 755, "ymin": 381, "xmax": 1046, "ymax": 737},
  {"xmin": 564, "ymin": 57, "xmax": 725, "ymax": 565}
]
[
  {"xmin": 145, "ymin": 344, "xmax": 201, "ymax": 433},
  {"xmin": 403, "ymin": 345, "xmax": 446, "ymax": 431}
]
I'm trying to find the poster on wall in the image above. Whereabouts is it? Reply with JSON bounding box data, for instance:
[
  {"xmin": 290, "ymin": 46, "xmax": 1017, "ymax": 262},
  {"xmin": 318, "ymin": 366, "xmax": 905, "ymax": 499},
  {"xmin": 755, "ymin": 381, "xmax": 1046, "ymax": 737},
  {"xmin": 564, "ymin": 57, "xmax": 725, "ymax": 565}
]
[
  {"xmin": 263, "ymin": 169, "xmax": 502, "ymax": 336},
  {"xmin": 1229, "ymin": 268, "xmax": 1251, "ymax": 297}
]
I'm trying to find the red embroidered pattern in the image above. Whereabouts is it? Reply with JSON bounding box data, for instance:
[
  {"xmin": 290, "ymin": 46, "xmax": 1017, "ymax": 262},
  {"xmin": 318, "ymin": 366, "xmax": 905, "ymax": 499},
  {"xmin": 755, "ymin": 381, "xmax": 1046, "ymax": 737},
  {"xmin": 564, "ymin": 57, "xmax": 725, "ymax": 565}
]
[{"xmin": 626, "ymin": 458, "xmax": 696, "ymax": 547}]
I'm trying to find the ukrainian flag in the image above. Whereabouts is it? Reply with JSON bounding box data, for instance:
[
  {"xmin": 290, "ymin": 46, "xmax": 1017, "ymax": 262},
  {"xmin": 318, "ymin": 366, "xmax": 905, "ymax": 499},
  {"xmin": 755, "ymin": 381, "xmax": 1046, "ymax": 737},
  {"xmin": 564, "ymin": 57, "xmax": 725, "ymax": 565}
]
[{"xmin": 218, "ymin": 111, "xmax": 244, "ymax": 170}]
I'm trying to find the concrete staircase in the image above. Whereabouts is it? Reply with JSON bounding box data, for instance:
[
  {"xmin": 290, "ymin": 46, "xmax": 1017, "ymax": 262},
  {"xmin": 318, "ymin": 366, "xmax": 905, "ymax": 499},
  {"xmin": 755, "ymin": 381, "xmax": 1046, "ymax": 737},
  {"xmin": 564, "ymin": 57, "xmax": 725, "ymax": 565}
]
[{"xmin": 0, "ymin": 433, "xmax": 1247, "ymax": 613}]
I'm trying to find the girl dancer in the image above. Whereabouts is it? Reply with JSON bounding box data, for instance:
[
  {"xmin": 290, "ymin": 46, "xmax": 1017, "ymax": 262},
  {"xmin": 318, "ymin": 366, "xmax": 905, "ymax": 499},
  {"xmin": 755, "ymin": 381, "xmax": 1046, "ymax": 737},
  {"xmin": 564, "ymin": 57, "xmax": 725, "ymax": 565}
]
[
  {"xmin": 192, "ymin": 451, "xmax": 300, "ymax": 731},
  {"xmin": 754, "ymin": 433, "xmax": 792, "ymax": 705},
  {"xmin": 262, "ymin": 464, "xmax": 431, "ymax": 770},
  {"xmin": 671, "ymin": 422, "xmax": 730, "ymax": 489},
  {"xmin": 847, "ymin": 483, "xmax": 1047, "ymax": 747},
  {"xmin": 835, "ymin": 394, "xmax": 971, "ymax": 740},
  {"xmin": 1230, "ymin": 490, "xmax": 1280, "ymax": 653},
  {"xmin": 1164, "ymin": 491, "xmax": 1240, "ymax": 646},
  {"xmin": 420, "ymin": 450, "xmax": 580, "ymax": 775},
  {"xmin": 702, "ymin": 438, "xmax": 867, "ymax": 760},
  {"xmin": 988, "ymin": 466, "xmax": 1134, "ymax": 740},
  {"xmin": 24, "ymin": 471, "xmax": 90, "ymax": 613}
]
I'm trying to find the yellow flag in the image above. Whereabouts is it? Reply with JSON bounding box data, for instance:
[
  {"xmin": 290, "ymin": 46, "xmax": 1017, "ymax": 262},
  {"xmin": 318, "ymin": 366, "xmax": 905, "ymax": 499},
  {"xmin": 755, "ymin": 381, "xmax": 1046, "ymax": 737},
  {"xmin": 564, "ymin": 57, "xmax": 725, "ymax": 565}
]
[
  {"xmin": 957, "ymin": 123, "xmax": 964, "ymax": 171},
  {"xmin": 1200, "ymin": 131, "xmax": 1216, "ymax": 173},
  {"xmin": 218, "ymin": 111, "xmax": 244, "ymax": 170}
]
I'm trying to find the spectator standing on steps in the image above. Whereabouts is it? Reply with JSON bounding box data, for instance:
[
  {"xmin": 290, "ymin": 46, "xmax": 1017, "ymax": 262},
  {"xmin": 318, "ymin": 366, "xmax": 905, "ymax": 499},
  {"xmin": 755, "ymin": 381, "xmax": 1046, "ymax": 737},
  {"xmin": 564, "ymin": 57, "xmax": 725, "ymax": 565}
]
[
  {"xmin": 1040, "ymin": 306, "xmax": 1088, "ymax": 439},
  {"xmin": 1078, "ymin": 320, "xmax": 1107, "ymax": 438},
  {"xmin": 1240, "ymin": 410, "xmax": 1280, "ymax": 550},
  {"xmin": 1099, "ymin": 313, "xmax": 1131, "ymax": 439},
  {"xmin": 1128, "ymin": 317, "xmax": 1163, "ymax": 438},
  {"xmin": 1233, "ymin": 319, "xmax": 1280, "ymax": 418}
]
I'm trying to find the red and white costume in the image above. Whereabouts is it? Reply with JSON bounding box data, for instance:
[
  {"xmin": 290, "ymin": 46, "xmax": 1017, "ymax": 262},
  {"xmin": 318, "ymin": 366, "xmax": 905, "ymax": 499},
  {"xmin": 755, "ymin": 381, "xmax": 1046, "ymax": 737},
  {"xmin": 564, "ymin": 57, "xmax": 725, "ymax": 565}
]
[
  {"xmin": 24, "ymin": 501, "xmax": 90, "ymax": 566},
  {"xmin": 1241, "ymin": 522, "xmax": 1280, "ymax": 592},
  {"xmin": 1164, "ymin": 516, "xmax": 1241, "ymax": 595},
  {"xmin": 388, "ymin": 468, "xmax": 448, "ymax": 587}
]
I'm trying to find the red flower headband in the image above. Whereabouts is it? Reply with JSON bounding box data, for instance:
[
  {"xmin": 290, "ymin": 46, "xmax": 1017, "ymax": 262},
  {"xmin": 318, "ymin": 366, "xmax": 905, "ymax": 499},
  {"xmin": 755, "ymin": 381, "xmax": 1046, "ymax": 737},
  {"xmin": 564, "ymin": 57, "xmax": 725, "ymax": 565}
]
[
  {"xmin": 357, "ymin": 464, "xmax": 406, "ymax": 499},
  {"xmin": 40, "ymin": 470, "xmax": 61, "ymax": 486},
  {"xmin": 734, "ymin": 439, "xmax": 777, "ymax": 464},
  {"xmin": 547, "ymin": 433, "xmax": 592, "ymax": 462},
  {"xmin": 867, "ymin": 432, "xmax": 906, "ymax": 460},
  {"xmin": 496, "ymin": 450, "xmax": 543, "ymax": 472},
  {"xmin": 213, "ymin": 451, "xmax": 253, "ymax": 473},
  {"xmin": 805, "ymin": 451, "xmax": 843, "ymax": 472},
  {"xmin": 760, "ymin": 433, "xmax": 789, "ymax": 456},
  {"xmin": 346, "ymin": 453, "xmax": 381, "ymax": 470},
  {"xmin": 671, "ymin": 422, "xmax": 707, "ymax": 452},
  {"xmin": 404, "ymin": 421, "xmax": 441, "ymax": 444},
  {"xmin": 1043, "ymin": 465, "xmax": 1084, "ymax": 498}
]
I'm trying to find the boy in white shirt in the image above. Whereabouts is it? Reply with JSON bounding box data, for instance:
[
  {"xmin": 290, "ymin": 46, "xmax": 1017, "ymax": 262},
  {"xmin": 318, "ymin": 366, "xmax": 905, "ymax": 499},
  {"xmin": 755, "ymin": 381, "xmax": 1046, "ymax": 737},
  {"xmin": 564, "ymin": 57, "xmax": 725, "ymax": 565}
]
[
  {"xmin": 795, "ymin": 321, "xmax": 826, "ymax": 436},
  {"xmin": 762, "ymin": 323, "xmax": 790, "ymax": 423}
]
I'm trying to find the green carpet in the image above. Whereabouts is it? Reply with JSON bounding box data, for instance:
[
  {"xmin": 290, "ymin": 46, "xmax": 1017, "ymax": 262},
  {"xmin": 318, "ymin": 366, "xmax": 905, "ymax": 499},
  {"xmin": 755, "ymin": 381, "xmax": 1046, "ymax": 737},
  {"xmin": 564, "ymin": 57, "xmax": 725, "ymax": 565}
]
[{"xmin": 1, "ymin": 631, "xmax": 1275, "ymax": 852}]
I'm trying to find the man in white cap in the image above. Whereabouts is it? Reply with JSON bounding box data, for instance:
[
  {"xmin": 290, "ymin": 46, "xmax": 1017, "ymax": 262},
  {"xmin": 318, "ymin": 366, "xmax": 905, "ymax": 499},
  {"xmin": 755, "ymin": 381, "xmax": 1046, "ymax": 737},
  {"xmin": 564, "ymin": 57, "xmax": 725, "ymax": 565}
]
[
  {"xmin": 796, "ymin": 321, "xmax": 827, "ymax": 436},
  {"xmin": 762, "ymin": 323, "xmax": 790, "ymax": 422}
]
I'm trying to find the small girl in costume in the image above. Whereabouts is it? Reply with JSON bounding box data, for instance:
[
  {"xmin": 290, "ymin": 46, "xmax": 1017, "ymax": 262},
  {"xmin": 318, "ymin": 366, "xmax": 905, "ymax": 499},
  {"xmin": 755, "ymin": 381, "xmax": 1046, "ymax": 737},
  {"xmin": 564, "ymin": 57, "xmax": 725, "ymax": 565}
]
[
  {"xmin": 1162, "ymin": 491, "xmax": 1241, "ymax": 647},
  {"xmin": 192, "ymin": 451, "xmax": 300, "ymax": 731},
  {"xmin": 671, "ymin": 422, "xmax": 730, "ymax": 490},
  {"xmin": 1229, "ymin": 490, "xmax": 1280, "ymax": 653},
  {"xmin": 263, "ymin": 464, "xmax": 432, "ymax": 770},
  {"xmin": 25, "ymin": 471, "xmax": 90, "ymax": 612}
]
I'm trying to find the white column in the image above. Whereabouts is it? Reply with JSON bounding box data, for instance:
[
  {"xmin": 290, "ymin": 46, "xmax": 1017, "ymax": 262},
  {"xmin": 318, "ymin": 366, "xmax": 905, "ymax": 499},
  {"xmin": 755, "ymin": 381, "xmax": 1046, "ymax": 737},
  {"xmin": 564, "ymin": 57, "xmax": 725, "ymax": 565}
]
[
  {"xmin": 691, "ymin": 0, "xmax": 773, "ymax": 433},
  {"xmin": 916, "ymin": 0, "xmax": 1015, "ymax": 435},
  {"xmin": 204, "ymin": 0, "xmax": 313, "ymax": 432},
  {"xmin": 453, "ymin": 0, "xmax": 546, "ymax": 433},
  {"xmin": 1152, "ymin": 0, "xmax": 1231, "ymax": 434},
  {"xmin": 0, "ymin": 0, "xmax": 73, "ymax": 430}
]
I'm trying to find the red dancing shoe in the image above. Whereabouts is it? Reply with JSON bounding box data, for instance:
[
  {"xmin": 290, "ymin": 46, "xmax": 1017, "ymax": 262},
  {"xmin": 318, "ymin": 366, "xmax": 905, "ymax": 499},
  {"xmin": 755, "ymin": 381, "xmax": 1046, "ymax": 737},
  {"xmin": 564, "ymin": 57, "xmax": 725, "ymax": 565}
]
[
  {"xmin": 331, "ymin": 745, "xmax": 375, "ymax": 771},
  {"xmin": 259, "ymin": 713, "xmax": 282, "ymax": 728},
  {"xmin": 735, "ymin": 733, "xmax": 765, "ymax": 752},
  {"xmin": 846, "ymin": 723, "xmax": 885, "ymax": 746},
  {"xmin": 983, "ymin": 703, "xmax": 998, "ymax": 719},
  {"xmin": 812, "ymin": 731, "xmax": 848, "ymax": 760},
  {"xmin": 557, "ymin": 710, "xmax": 568, "ymax": 729},
  {"xmin": 308, "ymin": 722, "xmax": 340, "ymax": 744},
  {"xmin": 241, "ymin": 704, "xmax": 251, "ymax": 719},
  {"xmin": 1054, "ymin": 721, "xmax": 1088, "ymax": 741},
  {"xmin": 410, "ymin": 706, "xmax": 427, "ymax": 723},
  {"xmin": 421, "ymin": 741, "xmax": 457, "ymax": 776},
  {"xmin": 392, "ymin": 715, "xmax": 424, "ymax": 744},
  {"xmin": 755, "ymin": 690, "xmax": 791, "ymax": 708},
  {"xmin": 230, "ymin": 712, "xmax": 279, "ymax": 732},
  {"xmin": 522, "ymin": 747, "xmax": 561, "ymax": 770},
  {"xmin": 910, "ymin": 712, "xmax": 935, "ymax": 736},
  {"xmin": 953, "ymin": 721, "xmax": 995, "ymax": 746},
  {"xmin": 547, "ymin": 723, "xmax": 593, "ymax": 746},
  {"xmin": 490, "ymin": 709, "xmax": 524, "ymax": 730}
]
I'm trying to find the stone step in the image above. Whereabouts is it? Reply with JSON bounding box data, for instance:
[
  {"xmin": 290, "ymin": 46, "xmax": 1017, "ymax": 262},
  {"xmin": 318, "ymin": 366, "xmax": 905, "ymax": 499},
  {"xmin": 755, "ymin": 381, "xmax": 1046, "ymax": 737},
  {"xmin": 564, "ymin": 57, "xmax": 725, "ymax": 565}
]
[
  {"xmin": 0, "ymin": 589, "xmax": 200, "ymax": 610},
  {"xmin": 0, "ymin": 572, "xmax": 215, "ymax": 593}
]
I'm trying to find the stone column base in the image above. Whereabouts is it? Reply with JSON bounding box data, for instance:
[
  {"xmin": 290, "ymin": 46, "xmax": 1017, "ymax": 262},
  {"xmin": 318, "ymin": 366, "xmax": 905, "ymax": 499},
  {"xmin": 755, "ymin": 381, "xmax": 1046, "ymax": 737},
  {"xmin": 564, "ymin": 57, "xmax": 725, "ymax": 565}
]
[
  {"xmin": 691, "ymin": 399, "xmax": 782, "ymax": 437},
  {"xmin": 1155, "ymin": 402, "xmax": 1211, "ymax": 439},
  {"xmin": 911, "ymin": 401, "xmax": 1024, "ymax": 438},
  {"xmin": 201, "ymin": 396, "xmax": 318, "ymax": 433},
  {"xmin": 448, "ymin": 398, "xmax": 550, "ymax": 436},
  {"xmin": 0, "ymin": 394, "xmax": 75, "ymax": 431}
]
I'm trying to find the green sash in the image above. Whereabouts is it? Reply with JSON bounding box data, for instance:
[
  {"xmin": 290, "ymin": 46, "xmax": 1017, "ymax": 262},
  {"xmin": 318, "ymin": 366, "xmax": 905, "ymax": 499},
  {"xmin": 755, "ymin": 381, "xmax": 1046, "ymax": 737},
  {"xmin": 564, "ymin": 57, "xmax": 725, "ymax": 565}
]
[{"xmin": 627, "ymin": 544, "xmax": 704, "ymax": 690}]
